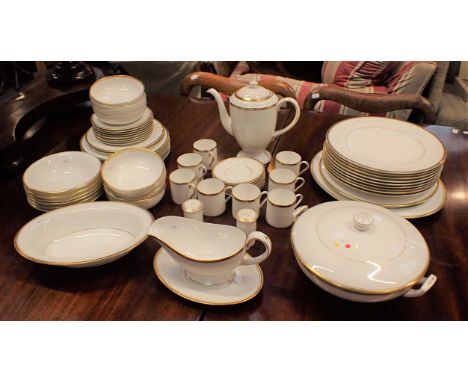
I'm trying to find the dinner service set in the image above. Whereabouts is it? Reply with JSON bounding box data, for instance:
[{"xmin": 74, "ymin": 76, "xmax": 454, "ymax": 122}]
[
  {"xmin": 22, "ymin": 151, "xmax": 102, "ymax": 211},
  {"xmin": 310, "ymin": 117, "xmax": 447, "ymax": 219},
  {"xmin": 101, "ymin": 148, "xmax": 166, "ymax": 209},
  {"xmin": 209, "ymin": 80, "xmax": 301, "ymax": 164},
  {"xmin": 81, "ymin": 75, "xmax": 171, "ymax": 161}
]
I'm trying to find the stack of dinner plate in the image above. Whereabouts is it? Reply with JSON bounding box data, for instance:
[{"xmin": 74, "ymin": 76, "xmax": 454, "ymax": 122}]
[
  {"xmin": 101, "ymin": 148, "xmax": 166, "ymax": 210},
  {"xmin": 81, "ymin": 75, "xmax": 171, "ymax": 161},
  {"xmin": 23, "ymin": 151, "xmax": 102, "ymax": 212},
  {"xmin": 212, "ymin": 157, "xmax": 266, "ymax": 189},
  {"xmin": 319, "ymin": 117, "xmax": 446, "ymax": 208}
]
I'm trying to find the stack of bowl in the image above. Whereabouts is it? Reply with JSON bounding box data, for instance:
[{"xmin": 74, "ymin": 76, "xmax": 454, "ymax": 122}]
[
  {"xmin": 23, "ymin": 152, "xmax": 102, "ymax": 212},
  {"xmin": 101, "ymin": 148, "xmax": 166, "ymax": 209},
  {"xmin": 319, "ymin": 117, "xmax": 446, "ymax": 208},
  {"xmin": 80, "ymin": 75, "xmax": 171, "ymax": 161}
]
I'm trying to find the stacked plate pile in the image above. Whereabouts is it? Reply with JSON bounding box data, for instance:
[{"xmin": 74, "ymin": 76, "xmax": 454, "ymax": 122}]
[
  {"xmin": 319, "ymin": 117, "xmax": 446, "ymax": 208},
  {"xmin": 80, "ymin": 75, "xmax": 171, "ymax": 161},
  {"xmin": 23, "ymin": 152, "xmax": 102, "ymax": 212},
  {"xmin": 212, "ymin": 157, "xmax": 266, "ymax": 189},
  {"xmin": 102, "ymin": 148, "xmax": 166, "ymax": 210}
]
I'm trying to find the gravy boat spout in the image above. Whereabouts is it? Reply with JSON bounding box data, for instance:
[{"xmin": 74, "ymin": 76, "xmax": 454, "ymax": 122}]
[{"xmin": 147, "ymin": 216, "xmax": 272, "ymax": 287}]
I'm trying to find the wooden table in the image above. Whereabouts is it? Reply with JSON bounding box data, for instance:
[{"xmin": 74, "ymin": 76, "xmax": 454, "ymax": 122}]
[{"xmin": 0, "ymin": 88, "xmax": 466, "ymax": 320}]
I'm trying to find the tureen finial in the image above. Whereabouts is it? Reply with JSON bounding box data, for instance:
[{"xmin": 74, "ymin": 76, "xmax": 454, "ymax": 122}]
[
  {"xmin": 248, "ymin": 80, "xmax": 258, "ymax": 87},
  {"xmin": 353, "ymin": 212, "xmax": 374, "ymax": 232}
]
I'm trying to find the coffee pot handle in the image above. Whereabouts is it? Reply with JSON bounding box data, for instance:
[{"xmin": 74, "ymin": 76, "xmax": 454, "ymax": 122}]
[
  {"xmin": 272, "ymin": 97, "xmax": 301, "ymax": 139},
  {"xmin": 241, "ymin": 231, "xmax": 272, "ymax": 266}
]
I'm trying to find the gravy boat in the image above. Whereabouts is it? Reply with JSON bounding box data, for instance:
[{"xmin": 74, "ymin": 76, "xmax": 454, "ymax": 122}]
[{"xmin": 148, "ymin": 216, "xmax": 272, "ymax": 287}]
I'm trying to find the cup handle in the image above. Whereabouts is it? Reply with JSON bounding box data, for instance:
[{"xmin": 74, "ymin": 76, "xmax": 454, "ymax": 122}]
[
  {"xmin": 294, "ymin": 177, "xmax": 305, "ymax": 192},
  {"xmin": 272, "ymin": 97, "xmax": 301, "ymax": 139},
  {"xmin": 294, "ymin": 193, "xmax": 303, "ymax": 208},
  {"xmin": 259, "ymin": 191, "xmax": 268, "ymax": 208},
  {"xmin": 199, "ymin": 165, "xmax": 207, "ymax": 178},
  {"xmin": 188, "ymin": 183, "xmax": 196, "ymax": 199},
  {"xmin": 403, "ymin": 275, "xmax": 437, "ymax": 298},
  {"xmin": 225, "ymin": 186, "xmax": 233, "ymax": 202},
  {"xmin": 298, "ymin": 161, "xmax": 310, "ymax": 175},
  {"xmin": 208, "ymin": 152, "xmax": 216, "ymax": 168},
  {"xmin": 240, "ymin": 231, "xmax": 272, "ymax": 266},
  {"xmin": 293, "ymin": 205, "xmax": 308, "ymax": 222}
]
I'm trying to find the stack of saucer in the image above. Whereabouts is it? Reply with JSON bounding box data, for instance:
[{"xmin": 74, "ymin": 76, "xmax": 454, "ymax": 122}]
[
  {"xmin": 212, "ymin": 157, "xmax": 266, "ymax": 189},
  {"xmin": 313, "ymin": 117, "xmax": 446, "ymax": 210},
  {"xmin": 81, "ymin": 75, "xmax": 171, "ymax": 161},
  {"xmin": 23, "ymin": 151, "xmax": 102, "ymax": 212},
  {"xmin": 101, "ymin": 148, "xmax": 166, "ymax": 210}
]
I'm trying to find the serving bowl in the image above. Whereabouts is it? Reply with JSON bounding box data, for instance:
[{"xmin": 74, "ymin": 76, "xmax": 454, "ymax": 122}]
[
  {"xmin": 14, "ymin": 201, "xmax": 153, "ymax": 267},
  {"xmin": 89, "ymin": 75, "xmax": 145, "ymax": 107},
  {"xmin": 101, "ymin": 148, "xmax": 165, "ymax": 198}
]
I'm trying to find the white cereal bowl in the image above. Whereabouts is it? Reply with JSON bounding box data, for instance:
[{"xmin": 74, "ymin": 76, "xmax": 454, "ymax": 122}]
[
  {"xmin": 93, "ymin": 102, "xmax": 147, "ymax": 126},
  {"xmin": 90, "ymin": 75, "xmax": 145, "ymax": 107},
  {"xmin": 14, "ymin": 201, "xmax": 154, "ymax": 267},
  {"xmin": 101, "ymin": 148, "xmax": 165, "ymax": 198},
  {"xmin": 23, "ymin": 151, "xmax": 101, "ymax": 195}
]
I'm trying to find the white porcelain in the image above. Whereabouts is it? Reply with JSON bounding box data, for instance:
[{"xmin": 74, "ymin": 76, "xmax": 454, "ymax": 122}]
[
  {"xmin": 105, "ymin": 186, "xmax": 165, "ymax": 210},
  {"xmin": 266, "ymin": 189, "xmax": 307, "ymax": 228},
  {"xmin": 212, "ymin": 157, "xmax": 265, "ymax": 186},
  {"xmin": 169, "ymin": 169, "xmax": 197, "ymax": 205},
  {"xmin": 148, "ymin": 216, "xmax": 271, "ymax": 287},
  {"xmin": 91, "ymin": 107, "xmax": 152, "ymax": 131},
  {"xmin": 14, "ymin": 201, "xmax": 153, "ymax": 267},
  {"xmin": 90, "ymin": 75, "xmax": 145, "ymax": 106},
  {"xmin": 23, "ymin": 151, "xmax": 101, "ymax": 194},
  {"xmin": 231, "ymin": 183, "xmax": 267, "ymax": 218},
  {"xmin": 327, "ymin": 117, "xmax": 446, "ymax": 173},
  {"xmin": 177, "ymin": 153, "xmax": 207, "ymax": 181},
  {"xmin": 193, "ymin": 139, "xmax": 217, "ymax": 170},
  {"xmin": 320, "ymin": 159, "xmax": 439, "ymax": 207},
  {"xmin": 101, "ymin": 148, "xmax": 165, "ymax": 198},
  {"xmin": 182, "ymin": 199, "xmax": 203, "ymax": 221},
  {"xmin": 208, "ymin": 81, "xmax": 300, "ymax": 164},
  {"xmin": 268, "ymin": 168, "xmax": 305, "ymax": 192},
  {"xmin": 291, "ymin": 200, "xmax": 437, "ymax": 300},
  {"xmin": 275, "ymin": 151, "xmax": 309, "ymax": 176},
  {"xmin": 153, "ymin": 248, "xmax": 263, "ymax": 305},
  {"xmin": 310, "ymin": 150, "xmax": 447, "ymax": 218},
  {"xmin": 93, "ymin": 101, "xmax": 147, "ymax": 126},
  {"xmin": 86, "ymin": 120, "xmax": 164, "ymax": 152},
  {"xmin": 196, "ymin": 178, "xmax": 232, "ymax": 217},
  {"xmin": 236, "ymin": 208, "xmax": 258, "ymax": 236}
]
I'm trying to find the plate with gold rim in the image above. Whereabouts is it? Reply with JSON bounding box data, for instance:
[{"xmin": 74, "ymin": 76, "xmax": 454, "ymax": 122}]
[
  {"xmin": 153, "ymin": 248, "xmax": 263, "ymax": 306},
  {"xmin": 310, "ymin": 151, "xmax": 446, "ymax": 219}
]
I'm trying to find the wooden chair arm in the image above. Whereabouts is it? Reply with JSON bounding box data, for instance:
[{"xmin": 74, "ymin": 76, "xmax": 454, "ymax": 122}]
[
  {"xmin": 303, "ymin": 86, "xmax": 437, "ymax": 124},
  {"xmin": 180, "ymin": 72, "xmax": 297, "ymax": 99}
]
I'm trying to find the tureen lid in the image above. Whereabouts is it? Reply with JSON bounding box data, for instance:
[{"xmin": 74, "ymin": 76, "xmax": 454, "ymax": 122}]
[
  {"xmin": 291, "ymin": 201, "xmax": 430, "ymax": 294},
  {"xmin": 230, "ymin": 80, "xmax": 277, "ymax": 108}
]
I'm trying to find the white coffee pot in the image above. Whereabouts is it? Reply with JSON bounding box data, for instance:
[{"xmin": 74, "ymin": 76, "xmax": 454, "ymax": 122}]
[{"xmin": 208, "ymin": 80, "xmax": 300, "ymax": 164}]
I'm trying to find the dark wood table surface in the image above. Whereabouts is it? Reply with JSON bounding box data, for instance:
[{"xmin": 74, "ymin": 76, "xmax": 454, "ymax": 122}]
[{"xmin": 1, "ymin": 87, "xmax": 467, "ymax": 320}]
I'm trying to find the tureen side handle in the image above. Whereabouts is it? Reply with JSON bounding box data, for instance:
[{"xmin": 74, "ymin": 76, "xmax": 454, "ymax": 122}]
[
  {"xmin": 272, "ymin": 97, "xmax": 301, "ymax": 139},
  {"xmin": 402, "ymin": 274, "xmax": 437, "ymax": 298},
  {"xmin": 241, "ymin": 231, "xmax": 272, "ymax": 266}
]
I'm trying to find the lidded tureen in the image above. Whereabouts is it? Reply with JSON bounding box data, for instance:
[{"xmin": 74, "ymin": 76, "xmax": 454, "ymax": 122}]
[{"xmin": 291, "ymin": 200, "xmax": 437, "ymax": 302}]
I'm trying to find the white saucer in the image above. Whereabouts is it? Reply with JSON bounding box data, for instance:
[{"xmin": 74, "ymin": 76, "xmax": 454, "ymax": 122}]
[
  {"xmin": 237, "ymin": 149, "xmax": 272, "ymax": 165},
  {"xmin": 213, "ymin": 157, "xmax": 265, "ymax": 186},
  {"xmin": 153, "ymin": 248, "xmax": 263, "ymax": 306},
  {"xmin": 310, "ymin": 150, "xmax": 446, "ymax": 219}
]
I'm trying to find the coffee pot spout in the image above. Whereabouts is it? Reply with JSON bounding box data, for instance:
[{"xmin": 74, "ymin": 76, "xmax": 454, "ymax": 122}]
[{"xmin": 207, "ymin": 88, "xmax": 233, "ymax": 136}]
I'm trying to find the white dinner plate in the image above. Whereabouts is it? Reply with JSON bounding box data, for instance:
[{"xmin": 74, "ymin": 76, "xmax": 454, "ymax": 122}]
[
  {"xmin": 310, "ymin": 151, "xmax": 446, "ymax": 219},
  {"xmin": 153, "ymin": 248, "xmax": 263, "ymax": 305},
  {"xmin": 327, "ymin": 117, "xmax": 446, "ymax": 173}
]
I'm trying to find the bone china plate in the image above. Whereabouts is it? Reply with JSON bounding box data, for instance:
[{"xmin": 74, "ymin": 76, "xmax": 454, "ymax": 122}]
[
  {"xmin": 212, "ymin": 157, "xmax": 264, "ymax": 185},
  {"xmin": 14, "ymin": 201, "xmax": 153, "ymax": 267}
]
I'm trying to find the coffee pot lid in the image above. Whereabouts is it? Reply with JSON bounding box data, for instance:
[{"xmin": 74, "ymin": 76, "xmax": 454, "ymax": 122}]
[{"xmin": 231, "ymin": 80, "xmax": 277, "ymax": 108}]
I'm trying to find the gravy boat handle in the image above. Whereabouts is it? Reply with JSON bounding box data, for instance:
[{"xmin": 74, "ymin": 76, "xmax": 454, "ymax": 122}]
[{"xmin": 241, "ymin": 231, "xmax": 272, "ymax": 266}]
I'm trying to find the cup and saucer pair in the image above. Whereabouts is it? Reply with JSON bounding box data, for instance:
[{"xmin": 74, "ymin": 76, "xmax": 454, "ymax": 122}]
[{"xmin": 153, "ymin": 249, "xmax": 263, "ymax": 305}]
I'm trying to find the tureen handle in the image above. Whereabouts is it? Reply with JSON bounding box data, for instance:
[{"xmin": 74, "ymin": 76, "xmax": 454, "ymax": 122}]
[
  {"xmin": 403, "ymin": 274, "xmax": 437, "ymax": 298},
  {"xmin": 241, "ymin": 231, "xmax": 272, "ymax": 266},
  {"xmin": 272, "ymin": 97, "xmax": 301, "ymax": 139}
]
